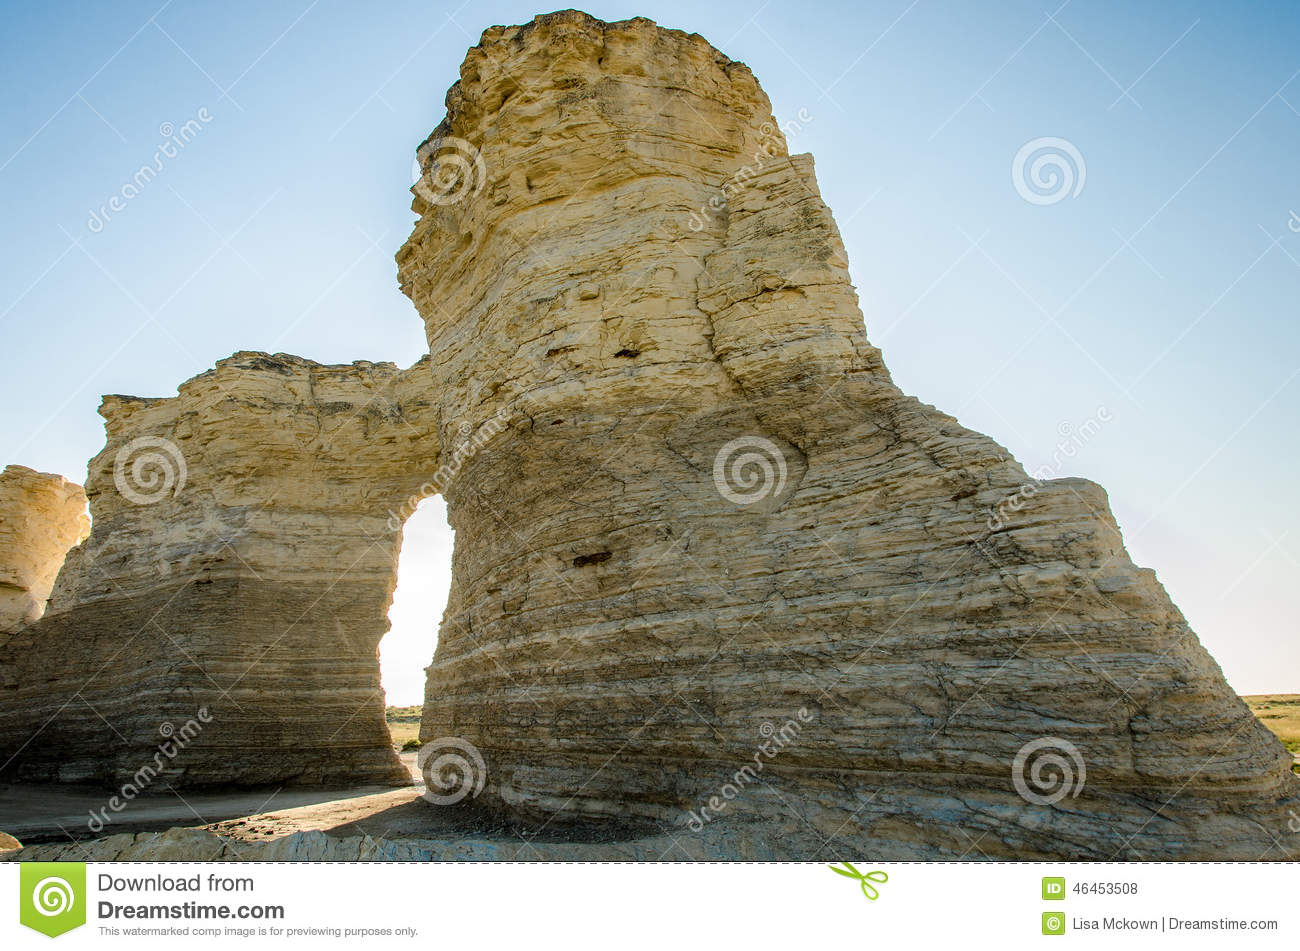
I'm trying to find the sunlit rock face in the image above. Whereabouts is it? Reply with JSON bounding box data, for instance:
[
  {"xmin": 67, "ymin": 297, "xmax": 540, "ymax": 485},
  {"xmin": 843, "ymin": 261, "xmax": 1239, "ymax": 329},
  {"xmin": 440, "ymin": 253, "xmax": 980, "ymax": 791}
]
[
  {"xmin": 0, "ymin": 353, "xmax": 438, "ymax": 787},
  {"xmin": 0, "ymin": 466, "xmax": 88, "ymax": 637},
  {"xmin": 398, "ymin": 11, "xmax": 1298, "ymax": 859}
]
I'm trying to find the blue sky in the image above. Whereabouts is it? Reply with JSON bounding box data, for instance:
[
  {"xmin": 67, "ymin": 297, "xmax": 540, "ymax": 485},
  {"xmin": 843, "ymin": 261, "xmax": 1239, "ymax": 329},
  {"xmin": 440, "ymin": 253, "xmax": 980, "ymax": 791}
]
[{"xmin": 1, "ymin": 0, "xmax": 1297, "ymax": 704}]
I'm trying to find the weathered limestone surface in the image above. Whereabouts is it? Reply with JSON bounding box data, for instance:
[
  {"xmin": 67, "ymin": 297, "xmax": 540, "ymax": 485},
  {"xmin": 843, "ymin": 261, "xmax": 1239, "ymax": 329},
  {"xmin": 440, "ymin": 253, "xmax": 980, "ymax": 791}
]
[
  {"xmin": 0, "ymin": 825, "xmax": 773, "ymax": 862},
  {"xmin": 0, "ymin": 353, "xmax": 438, "ymax": 787},
  {"xmin": 0, "ymin": 9, "xmax": 1292, "ymax": 862},
  {"xmin": 396, "ymin": 11, "xmax": 1299, "ymax": 859},
  {"xmin": 0, "ymin": 466, "xmax": 88, "ymax": 636}
]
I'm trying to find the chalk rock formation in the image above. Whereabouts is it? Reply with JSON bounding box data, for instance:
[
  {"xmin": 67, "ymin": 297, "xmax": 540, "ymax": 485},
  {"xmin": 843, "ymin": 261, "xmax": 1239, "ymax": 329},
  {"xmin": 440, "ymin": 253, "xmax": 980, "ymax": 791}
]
[
  {"xmin": 0, "ymin": 466, "xmax": 88, "ymax": 636},
  {"xmin": 397, "ymin": 11, "xmax": 1299, "ymax": 859},
  {"xmin": 0, "ymin": 353, "xmax": 438, "ymax": 786}
]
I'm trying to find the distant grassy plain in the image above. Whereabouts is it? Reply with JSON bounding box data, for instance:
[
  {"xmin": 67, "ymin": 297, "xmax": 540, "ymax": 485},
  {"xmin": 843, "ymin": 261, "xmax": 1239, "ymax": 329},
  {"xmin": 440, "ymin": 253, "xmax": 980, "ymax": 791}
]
[
  {"xmin": 385, "ymin": 705, "xmax": 421, "ymax": 750},
  {"xmin": 1244, "ymin": 695, "xmax": 1300, "ymax": 772}
]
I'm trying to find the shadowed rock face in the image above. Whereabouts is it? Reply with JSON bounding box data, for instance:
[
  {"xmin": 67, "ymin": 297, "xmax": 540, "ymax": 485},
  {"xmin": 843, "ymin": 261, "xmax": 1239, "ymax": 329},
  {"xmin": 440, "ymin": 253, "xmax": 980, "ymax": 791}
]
[
  {"xmin": 397, "ymin": 11, "xmax": 1298, "ymax": 859},
  {"xmin": 0, "ymin": 353, "xmax": 438, "ymax": 787},
  {"xmin": 0, "ymin": 466, "xmax": 88, "ymax": 637}
]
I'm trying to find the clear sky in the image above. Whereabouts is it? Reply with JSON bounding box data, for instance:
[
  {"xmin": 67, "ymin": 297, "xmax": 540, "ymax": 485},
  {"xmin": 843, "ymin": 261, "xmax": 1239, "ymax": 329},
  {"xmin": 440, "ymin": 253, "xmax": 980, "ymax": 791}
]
[{"xmin": 2, "ymin": 1, "xmax": 1297, "ymax": 705}]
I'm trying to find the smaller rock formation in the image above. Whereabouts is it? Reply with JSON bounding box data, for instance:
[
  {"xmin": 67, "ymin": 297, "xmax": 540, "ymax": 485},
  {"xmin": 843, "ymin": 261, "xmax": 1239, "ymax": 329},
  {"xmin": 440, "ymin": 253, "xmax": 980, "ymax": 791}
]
[
  {"xmin": 0, "ymin": 353, "xmax": 440, "ymax": 787},
  {"xmin": 0, "ymin": 466, "xmax": 88, "ymax": 637}
]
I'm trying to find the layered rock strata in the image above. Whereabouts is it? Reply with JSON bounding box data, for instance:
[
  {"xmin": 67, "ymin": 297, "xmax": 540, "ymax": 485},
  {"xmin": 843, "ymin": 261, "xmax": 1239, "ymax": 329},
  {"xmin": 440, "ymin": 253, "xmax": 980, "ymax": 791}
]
[
  {"xmin": 0, "ymin": 354, "xmax": 438, "ymax": 786},
  {"xmin": 396, "ymin": 11, "xmax": 1299, "ymax": 859},
  {"xmin": 0, "ymin": 466, "xmax": 88, "ymax": 636}
]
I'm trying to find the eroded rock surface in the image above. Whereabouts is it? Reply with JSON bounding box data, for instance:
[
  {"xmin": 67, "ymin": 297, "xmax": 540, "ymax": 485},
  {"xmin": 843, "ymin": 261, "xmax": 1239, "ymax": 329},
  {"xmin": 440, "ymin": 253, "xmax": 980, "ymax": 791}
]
[
  {"xmin": 0, "ymin": 10, "xmax": 1293, "ymax": 862},
  {"xmin": 396, "ymin": 11, "xmax": 1299, "ymax": 859},
  {"xmin": 0, "ymin": 466, "xmax": 88, "ymax": 636},
  {"xmin": 0, "ymin": 826, "xmax": 734, "ymax": 862},
  {"xmin": 0, "ymin": 353, "xmax": 438, "ymax": 786}
]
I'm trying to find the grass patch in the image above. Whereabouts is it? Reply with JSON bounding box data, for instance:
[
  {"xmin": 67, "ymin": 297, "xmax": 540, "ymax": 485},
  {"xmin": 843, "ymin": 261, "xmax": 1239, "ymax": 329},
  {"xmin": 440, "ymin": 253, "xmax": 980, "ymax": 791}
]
[
  {"xmin": 1243, "ymin": 695, "xmax": 1300, "ymax": 773},
  {"xmin": 385, "ymin": 705, "xmax": 421, "ymax": 751}
]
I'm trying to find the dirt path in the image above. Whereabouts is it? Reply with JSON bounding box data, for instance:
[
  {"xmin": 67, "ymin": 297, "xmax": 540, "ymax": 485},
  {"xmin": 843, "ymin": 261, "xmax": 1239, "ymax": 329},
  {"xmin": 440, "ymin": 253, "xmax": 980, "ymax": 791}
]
[{"xmin": 0, "ymin": 753, "xmax": 424, "ymax": 845}]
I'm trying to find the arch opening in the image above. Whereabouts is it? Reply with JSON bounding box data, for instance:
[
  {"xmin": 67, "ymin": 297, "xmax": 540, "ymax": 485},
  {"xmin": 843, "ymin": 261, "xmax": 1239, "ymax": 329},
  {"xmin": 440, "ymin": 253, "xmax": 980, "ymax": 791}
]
[{"xmin": 381, "ymin": 496, "xmax": 452, "ymax": 767}]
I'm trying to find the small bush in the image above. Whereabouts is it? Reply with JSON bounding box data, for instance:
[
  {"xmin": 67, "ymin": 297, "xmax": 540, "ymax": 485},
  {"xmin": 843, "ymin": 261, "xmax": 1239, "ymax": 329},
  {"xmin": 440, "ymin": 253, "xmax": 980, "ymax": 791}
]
[{"xmin": 401, "ymin": 739, "xmax": 421, "ymax": 752}]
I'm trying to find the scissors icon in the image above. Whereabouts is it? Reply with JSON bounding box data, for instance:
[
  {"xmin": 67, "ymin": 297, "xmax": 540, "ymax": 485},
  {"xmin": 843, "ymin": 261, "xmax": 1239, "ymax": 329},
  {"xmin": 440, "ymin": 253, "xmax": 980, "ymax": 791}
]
[{"xmin": 828, "ymin": 862, "xmax": 888, "ymax": 900}]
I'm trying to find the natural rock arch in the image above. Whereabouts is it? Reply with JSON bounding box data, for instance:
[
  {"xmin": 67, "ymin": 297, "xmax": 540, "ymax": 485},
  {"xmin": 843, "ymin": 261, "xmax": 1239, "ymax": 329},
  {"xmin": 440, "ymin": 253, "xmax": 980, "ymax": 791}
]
[{"xmin": 0, "ymin": 11, "xmax": 1294, "ymax": 860}]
